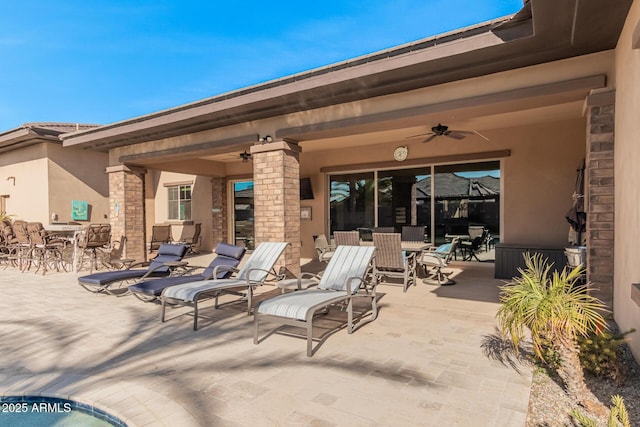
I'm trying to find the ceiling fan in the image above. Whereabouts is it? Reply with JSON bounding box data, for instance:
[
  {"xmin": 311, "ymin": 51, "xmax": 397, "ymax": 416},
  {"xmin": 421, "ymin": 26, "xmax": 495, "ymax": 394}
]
[{"xmin": 407, "ymin": 123, "xmax": 489, "ymax": 143}]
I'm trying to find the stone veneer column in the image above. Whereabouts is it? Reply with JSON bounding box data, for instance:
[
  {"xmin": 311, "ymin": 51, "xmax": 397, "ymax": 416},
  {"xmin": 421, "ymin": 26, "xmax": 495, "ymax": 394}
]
[
  {"xmin": 251, "ymin": 140, "xmax": 301, "ymax": 275},
  {"xmin": 211, "ymin": 177, "xmax": 228, "ymax": 245},
  {"xmin": 585, "ymin": 91, "xmax": 615, "ymax": 309},
  {"xmin": 107, "ymin": 165, "xmax": 146, "ymax": 263}
]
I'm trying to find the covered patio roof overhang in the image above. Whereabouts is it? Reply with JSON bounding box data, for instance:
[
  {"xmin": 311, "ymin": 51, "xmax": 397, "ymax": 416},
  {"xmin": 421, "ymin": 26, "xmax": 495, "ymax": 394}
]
[
  {"xmin": 57, "ymin": 0, "xmax": 631, "ymax": 278},
  {"xmin": 0, "ymin": 123, "xmax": 99, "ymax": 154},
  {"xmin": 61, "ymin": 0, "xmax": 632, "ymax": 168}
]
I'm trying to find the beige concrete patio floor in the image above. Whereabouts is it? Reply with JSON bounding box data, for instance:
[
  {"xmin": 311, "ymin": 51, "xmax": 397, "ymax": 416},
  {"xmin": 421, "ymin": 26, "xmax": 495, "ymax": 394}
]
[{"xmin": 0, "ymin": 256, "xmax": 532, "ymax": 426}]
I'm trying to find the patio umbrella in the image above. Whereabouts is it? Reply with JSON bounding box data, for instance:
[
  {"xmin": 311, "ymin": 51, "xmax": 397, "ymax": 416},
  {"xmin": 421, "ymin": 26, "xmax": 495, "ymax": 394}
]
[{"xmin": 565, "ymin": 159, "xmax": 586, "ymax": 245}]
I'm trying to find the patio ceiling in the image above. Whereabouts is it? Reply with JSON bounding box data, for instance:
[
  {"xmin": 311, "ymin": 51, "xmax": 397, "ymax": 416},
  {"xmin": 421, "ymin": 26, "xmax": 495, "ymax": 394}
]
[
  {"xmin": 61, "ymin": 0, "xmax": 631, "ymax": 171},
  {"xmin": 116, "ymin": 74, "xmax": 601, "ymax": 174}
]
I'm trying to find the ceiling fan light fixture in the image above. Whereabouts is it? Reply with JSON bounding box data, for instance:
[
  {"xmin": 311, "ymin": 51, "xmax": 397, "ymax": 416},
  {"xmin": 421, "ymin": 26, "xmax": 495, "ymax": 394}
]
[
  {"xmin": 240, "ymin": 150, "xmax": 252, "ymax": 162},
  {"xmin": 431, "ymin": 123, "xmax": 449, "ymax": 135},
  {"xmin": 406, "ymin": 122, "xmax": 489, "ymax": 143}
]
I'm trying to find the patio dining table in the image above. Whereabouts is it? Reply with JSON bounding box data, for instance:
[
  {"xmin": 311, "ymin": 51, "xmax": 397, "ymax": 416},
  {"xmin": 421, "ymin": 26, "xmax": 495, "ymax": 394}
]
[
  {"xmin": 361, "ymin": 240, "xmax": 431, "ymax": 253},
  {"xmin": 445, "ymin": 233, "xmax": 469, "ymax": 241},
  {"xmin": 44, "ymin": 224, "xmax": 84, "ymax": 272}
]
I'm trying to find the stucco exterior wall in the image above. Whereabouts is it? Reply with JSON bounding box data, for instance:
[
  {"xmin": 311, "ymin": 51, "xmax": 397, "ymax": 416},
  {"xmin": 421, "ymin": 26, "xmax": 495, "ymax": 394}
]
[
  {"xmin": 0, "ymin": 144, "xmax": 50, "ymax": 224},
  {"xmin": 297, "ymin": 118, "xmax": 586, "ymax": 258},
  {"xmin": 500, "ymin": 120, "xmax": 587, "ymax": 246},
  {"xmin": 614, "ymin": 0, "xmax": 640, "ymax": 360},
  {"xmin": 0, "ymin": 142, "xmax": 109, "ymax": 225},
  {"xmin": 47, "ymin": 143, "xmax": 109, "ymax": 224},
  {"xmin": 152, "ymin": 171, "xmax": 215, "ymax": 252}
]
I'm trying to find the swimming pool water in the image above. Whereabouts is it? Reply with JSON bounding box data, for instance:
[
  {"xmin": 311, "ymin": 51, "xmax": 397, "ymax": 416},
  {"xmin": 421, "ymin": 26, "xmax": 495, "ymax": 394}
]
[{"xmin": 0, "ymin": 396, "xmax": 127, "ymax": 427}]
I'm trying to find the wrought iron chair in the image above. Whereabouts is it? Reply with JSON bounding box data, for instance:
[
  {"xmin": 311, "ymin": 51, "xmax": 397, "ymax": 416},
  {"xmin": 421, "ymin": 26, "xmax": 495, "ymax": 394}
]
[
  {"xmin": 0, "ymin": 220, "xmax": 19, "ymax": 268},
  {"xmin": 76, "ymin": 224, "xmax": 112, "ymax": 272},
  {"xmin": 26, "ymin": 222, "xmax": 69, "ymax": 274},
  {"xmin": 96, "ymin": 235, "xmax": 129, "ymax": 270},
  {"xmin": 11, "ymin": 220, "xmax": 32, "ymax": 271},
  {"xmin": 460, "ymin": 227, "xmax": 488, "ymax": 261}
]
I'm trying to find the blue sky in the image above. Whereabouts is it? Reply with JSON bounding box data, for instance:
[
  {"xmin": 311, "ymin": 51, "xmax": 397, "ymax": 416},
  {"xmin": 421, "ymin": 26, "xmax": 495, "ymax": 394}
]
[{"xmin": 0, "ymin": 1, "xmax": 522, "ymax": 131}]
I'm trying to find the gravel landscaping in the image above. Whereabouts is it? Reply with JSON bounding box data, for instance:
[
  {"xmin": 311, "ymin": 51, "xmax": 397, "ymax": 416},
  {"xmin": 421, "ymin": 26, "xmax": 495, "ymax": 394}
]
[{"xmin": 526, "ymin": 341, "xmax": 640, "ymax": 426}]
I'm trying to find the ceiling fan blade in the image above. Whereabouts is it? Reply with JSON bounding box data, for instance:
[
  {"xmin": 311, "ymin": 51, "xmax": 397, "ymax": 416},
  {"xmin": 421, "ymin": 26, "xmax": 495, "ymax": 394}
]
[
  {"xmin": 446, "ymin": 131, "xmax": 467, "ymax": 140},
  {"xmin": 405, "ymin": 132, "xmax": 429, "ymax": 139},
  {"xmin": 422, "ymin": 134, "xmax": 438, "ymax": 143},
  {"xmin": 472, "ymin": 129, "xmax": 490, "ymax": 141}
]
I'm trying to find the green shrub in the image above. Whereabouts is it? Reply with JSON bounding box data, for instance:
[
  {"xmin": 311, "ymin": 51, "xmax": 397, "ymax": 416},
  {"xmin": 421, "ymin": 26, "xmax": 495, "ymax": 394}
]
[
  {"xmin": 577, "ymin": 328, "xmax": 635, "ymax": 382},
  {"xmin": 538, "ymin": 335, "xmax": 562, "ymax": 370}
]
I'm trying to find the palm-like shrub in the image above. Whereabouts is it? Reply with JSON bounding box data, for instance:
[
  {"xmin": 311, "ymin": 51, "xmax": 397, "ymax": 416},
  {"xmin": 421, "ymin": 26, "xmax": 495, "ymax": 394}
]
[
  {"xmin": 496, "ymin": 253, "xmax": 609, "ymax": 415},
  {"xmin": 0, "ymin": 211, "xmax": 12, "ymax": 223}
]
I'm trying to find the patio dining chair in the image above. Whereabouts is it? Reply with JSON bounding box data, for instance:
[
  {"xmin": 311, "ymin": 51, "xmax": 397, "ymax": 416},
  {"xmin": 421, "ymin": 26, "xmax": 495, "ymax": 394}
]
[
  {"xmin": 460, "ymin": 227, "xmax": 488, "ymax": 261},
  {"xmin": 372, "ymin": 232, "xmax": 416, "ymax": 293},
  {"xmin": 1, "ymin": 220, "xmax": 19, "ymax": 268},
  {"xmin": 401, "ymin": 225, "xmax": 425, "ymax": 242},
  {"xmin": 373, "ymin": 227, "xmax": 395, "ymax": 233},
  {"xmin": 334, "ymin": 231, "xmax": 360, "ymax": 246},
  {"xmin": 95, "ymin": 236, "xmax": 130, "ymax": 270},
  {"xmin": 76, "ymin": 223, "xmax": 112, "ymax": 272},
  {"xmin": 419, "ymin": 238, "xmax": 459, "ymax": 286},
  {"xmin": 26, "ymin": 222, "xmax": 69, "ymax": 274},
  {"xmin": 253, "ymin": 245, "xmax": 377, "ymax": 357},
  {"xmin": 314, "ymin": 234, "xmax": 335, "ymax": 263},
  {"xmin": 11, "ymin": 220, "xmax": 32, "ymax": 271},
  {"xmin": 357, "ymin": 227, "xmax": 373, "ymax": 242}
]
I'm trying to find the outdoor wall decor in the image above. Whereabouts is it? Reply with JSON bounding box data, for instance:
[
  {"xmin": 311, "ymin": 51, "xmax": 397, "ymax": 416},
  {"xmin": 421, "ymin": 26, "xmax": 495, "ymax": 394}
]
[
  {"xmin": 300, "ymin": 206, "xmax": 312, "ymax": 221},
  {"xmin": 71, "ymin": 200, "xmax": 89, "ymax": 221}
]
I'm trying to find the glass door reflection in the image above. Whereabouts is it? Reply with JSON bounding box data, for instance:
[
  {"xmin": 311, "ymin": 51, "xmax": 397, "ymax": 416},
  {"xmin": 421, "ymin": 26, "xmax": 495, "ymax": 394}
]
[{"xmin": 233, "ymin": 181, "xmax": 254, "ymax": 250}]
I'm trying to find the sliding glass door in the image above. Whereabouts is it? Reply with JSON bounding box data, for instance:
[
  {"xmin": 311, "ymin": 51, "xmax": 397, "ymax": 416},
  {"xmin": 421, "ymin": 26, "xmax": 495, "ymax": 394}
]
[
  {"xmin": 329, "ymin": 172, "xmax": 375, "ymax": 232},
  {"xmin": 433, "ymin": 161, "xmax": 500, "ymax": 245},
  {"xmin": 328, "ymin": 161, "xmax": 500, "ymax": 249},
  {"xmin": 377, "ymin": 168, "xmax": 431, "ymax": 232}
]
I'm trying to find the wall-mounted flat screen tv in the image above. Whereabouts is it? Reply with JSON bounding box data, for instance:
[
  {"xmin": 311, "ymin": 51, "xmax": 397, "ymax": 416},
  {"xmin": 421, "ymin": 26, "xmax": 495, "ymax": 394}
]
[{"xmin": 300, "ymin": 177, "xmax": 314, "ymax": 200}]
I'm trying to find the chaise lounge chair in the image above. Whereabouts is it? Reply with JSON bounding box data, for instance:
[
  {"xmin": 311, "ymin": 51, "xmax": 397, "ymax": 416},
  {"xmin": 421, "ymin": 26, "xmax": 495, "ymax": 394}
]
[
  {"xmin": 128, "ymin": 242, "xmax": 246, "ymax": 301},
  {"xmin": 78, "ymin": 243, "xmax": 189, "ymax": 296},
  {"xmin": 253, "ymin": 245, "xmax": 377, "ymax": 357},
  {"xmin": 160, "ymin": 241, "xmax": 289, "ymax": 330}
]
